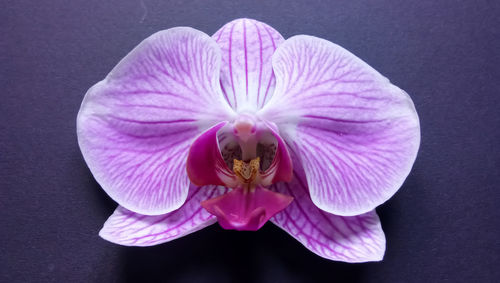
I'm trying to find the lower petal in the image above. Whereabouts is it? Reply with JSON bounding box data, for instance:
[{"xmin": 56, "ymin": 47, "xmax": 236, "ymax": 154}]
[
  {"xmin": 99, "ymin": 185, "xmax": 228, "ymax": 246},
  {"xmin": 270, "ymin": 157, "xmax": 386, "ymax": 262},
  {"xmin": 201, "ymin": 186, "xmax": 293, "ymax": 231}
]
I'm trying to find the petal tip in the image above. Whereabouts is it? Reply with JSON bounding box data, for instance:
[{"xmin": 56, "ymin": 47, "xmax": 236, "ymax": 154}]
[{"xmin": 98, "ymin": 222, "xmax": 129, "ymax": 246}]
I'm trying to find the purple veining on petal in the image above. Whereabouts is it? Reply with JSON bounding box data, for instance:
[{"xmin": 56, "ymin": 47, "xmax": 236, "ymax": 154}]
[
  {"xmin": 302, "ymin": 115, "xmax": 387, "ymax": 124},
  {"xmin": 254, "ymin": 21, "xmax": 263, "ymax": 106},
  {"xmin": 228, "ymin": 22, "xmax": 237, "ymax": 108},
  {"xmin": 100, "ymin": 185, "xmax": 229, "ymax": 246},
  {"xmin": 202, "ymin": 185, "xmax": 293, "ymax": 231},
  {"xmin": 107, "ymin": 116, "xmax": 197, "ymax": 125},
  {"xmin": 261, "ymin": 35, "xmax": 420, "ymax": 216},
  {"xmin": 77, "ymin": 27, "xmax": 234, "ymax": 215},
  {"xmin": 260, "ymin": 25, "xmax": 278, "ymax": 108},
  {"xmin": 243, "ymin": 20, "xmax": 249, "ymax": 98},
  {"xmin": 270, "ymin": 152, "xmax": 385, "ymax": 262},
  {"xmin": 213, "ymin": 18, "xmax": 285, "ymax": 111}
]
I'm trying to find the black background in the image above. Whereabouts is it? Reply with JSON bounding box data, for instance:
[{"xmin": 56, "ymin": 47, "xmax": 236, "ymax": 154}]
[{"xmin": 1, "ymin": 0, "xmax": 499, "ymax": 282}]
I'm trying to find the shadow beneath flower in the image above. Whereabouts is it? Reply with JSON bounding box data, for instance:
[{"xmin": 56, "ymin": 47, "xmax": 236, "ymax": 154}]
[
  {"xmin": 116, "ymin": 223, "xmax": 376, "ymax": 283},
  {"xmin": 255, "ymin": 225, "xmax": 368, "ymax": 282},
  {"xmin": 117, "ymin": 225, "xmax": 262, "ymax": 283}
]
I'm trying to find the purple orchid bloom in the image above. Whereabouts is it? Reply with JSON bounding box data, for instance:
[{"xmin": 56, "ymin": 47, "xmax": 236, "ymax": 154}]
[{"xmin": 77, "ymin": 18, "xmax": 420, "ymax": 262}]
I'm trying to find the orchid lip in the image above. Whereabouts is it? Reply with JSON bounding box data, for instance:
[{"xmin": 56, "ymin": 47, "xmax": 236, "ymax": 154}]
[{"xmin": 201, "ymin": 185, "xmax": 293, "ymax": 231}]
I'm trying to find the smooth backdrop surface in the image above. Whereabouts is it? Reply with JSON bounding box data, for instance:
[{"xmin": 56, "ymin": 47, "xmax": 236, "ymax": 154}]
[{"xmin": 1, "ymin": 0, "xmax": 499, "ymax": 282}]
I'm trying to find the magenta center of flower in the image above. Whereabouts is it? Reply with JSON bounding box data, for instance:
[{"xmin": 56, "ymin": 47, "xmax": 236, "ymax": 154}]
[{"xmin": 186, "ymin": 115, "xmax": 294, "ymax": 231}]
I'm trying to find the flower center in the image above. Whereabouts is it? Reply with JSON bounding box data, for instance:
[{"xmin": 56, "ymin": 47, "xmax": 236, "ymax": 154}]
[
  {"xmin": 233, "ymin": 157, "xmax": 260, "ymax": 186},
  {"xmin": 218, "ymin": 114, "xmax": 278, "ymax": 188},
  {"xmin": 188, "ymin": 115, "xmax": 294, "ymax": 231}
]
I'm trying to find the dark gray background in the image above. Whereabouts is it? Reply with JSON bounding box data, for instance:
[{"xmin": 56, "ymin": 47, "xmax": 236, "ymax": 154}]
[{"xmin": 1, "ymin": 0, "xmax": 499, "ymax": 282}]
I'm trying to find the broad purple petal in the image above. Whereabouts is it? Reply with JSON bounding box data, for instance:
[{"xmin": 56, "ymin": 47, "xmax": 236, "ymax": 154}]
[
  {"xmin": 201, "ymin": 186, "xmax": 293, "ymax": 231},
  {"xmin": 77, "ymin": 27, "xmax": 234, "ymax": 215},
  {"xmin": 100, "ymin": 185, "xmax": 229, "ymax": 246},
  {"xmin": 270, "ymin": 156, "xmax": 385, "ymax": 262},
  {"xmin": 261, "ymin": 35, "xmax": 420, "ymax": 216},
  {"xmin": 213, "ymin": 18, "xmax": 284, "ymax": 111},
  {"xmin": 186, "ymin": 122, "xmax": 238, "ymax": 187}
]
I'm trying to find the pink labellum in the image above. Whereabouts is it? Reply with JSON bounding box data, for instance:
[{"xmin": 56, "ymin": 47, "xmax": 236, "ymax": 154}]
[{"xmin": 201, "ymin": 186, "xmax": 293, "ymax": 231}]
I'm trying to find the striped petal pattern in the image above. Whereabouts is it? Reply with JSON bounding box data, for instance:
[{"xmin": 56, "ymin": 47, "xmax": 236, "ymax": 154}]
[
  {"xmin": 100, "ymin": 185, "xmax": 229, "ymax": 246},
  {"xmin": 262, "ymin": 35, "xmax": 420, "ymax": 216},
  {"xmin": 213, "ymin": 18, "xmax": 284, "ymax": 112},
  {"xmin": 77, "ymin": 27, "xmax": 234, "ymax": 215},
  {"xmin": 271, "ymin": 154, "xmax": 385, "ymax": 262}
]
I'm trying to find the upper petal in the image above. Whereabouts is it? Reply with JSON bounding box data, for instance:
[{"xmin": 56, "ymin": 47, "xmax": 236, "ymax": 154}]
[
  {"xmin": 213, "ymin": 18, "xmax": 284, "ymax": 112},
  {"xmin": 261, "ymin": 35, "xmax": 420, "ymax": 216},
  {"xmin": 270, "ymin": 154, "xmax": 386, "ymax": 262},
  {"xmin": 100, "ymin": 185, "xmax": 229, "ymax": 246},
  {"xmin": 77, "ymin": 27, "xmax": 234, "ymax": 215}
]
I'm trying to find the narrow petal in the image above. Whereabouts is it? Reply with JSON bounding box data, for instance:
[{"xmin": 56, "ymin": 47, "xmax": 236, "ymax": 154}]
[
  {"xmin": 100, "ymin": 185, "xmax": 229, "ymax": 246},
  {"xmin": 186, "ymin": 122, "xmax": 238, "ymax": 187},
  {"xmin": 202, "ymin": 186, "xmax": 293, "ymax": 231},
  {"xmin": 270, "ymin": 157, "xmax": 385, "ymax": 262},
  {"xmin": 77, "ymin": 27, "xmax": 234, "ymax": 215},
  {"xmin": 213, "ymin": 18, "xmax": 284, "ymax": 111},
  {"xmin": 261, "ymin": 35, "xmax": 420, "ymax": 216}
]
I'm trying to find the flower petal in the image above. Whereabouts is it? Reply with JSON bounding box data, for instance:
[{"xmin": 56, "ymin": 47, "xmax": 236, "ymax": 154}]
[
  {"xmin": 270, "ymin": 157, "xmax": 385, "ymax": 262},
  {"xmin": 261, "ymin": 35, "xmax": 420, "ymax": 216},
  {"xmin": 77, "ymin": 27, "xmax": 234, "ymax": 215},
  {"xmin": 201, "ymin": 186, "xmax": 293, "ymax": 231},
  {"xmin": 213, "ymin": 18, "xmax": 284, "ymax": 111},
  {"xmin": 99, "ymin": 185, "xmax": 229, "ymax": 246},
  {"xmin": 186, "ymin": 122, "xmax": 238, "ymax": 187}
]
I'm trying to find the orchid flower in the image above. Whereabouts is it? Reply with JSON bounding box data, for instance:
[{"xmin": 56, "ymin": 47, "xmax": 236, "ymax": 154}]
[{"xmin": 77, "ymin": 18, "xmax": 420, "ymax": 262}]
